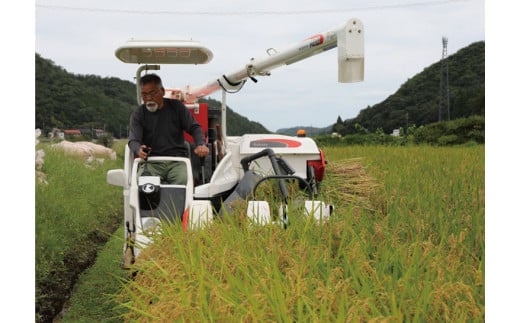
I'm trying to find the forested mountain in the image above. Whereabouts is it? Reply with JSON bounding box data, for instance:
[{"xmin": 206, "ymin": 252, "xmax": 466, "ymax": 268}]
[
  {"xmin": 35, "ymin": 53, "xmax": 135, "ymax": 137},
  {"xmin": 276, "ymin": 125, "xmax": 332, "ymax": 136},
  {"xmin": 35, "ymin": 53, "xmax": 269, "ymax": 138},
  {"xmin": 332, "ymin": 41, "xmax": 485, "ymax": 135},
  {"xmin": 198, "ymin": 97, "xmax": 270, "ymax": 135},
  {"xmin": 36, "ymin": 40, "xmax": 484, "ymax": 139}
]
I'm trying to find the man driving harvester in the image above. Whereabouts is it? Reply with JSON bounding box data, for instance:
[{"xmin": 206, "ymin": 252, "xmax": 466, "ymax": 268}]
[{"xmin": 128, "ymin": 73, "xmax": 209, "ymax": 184}]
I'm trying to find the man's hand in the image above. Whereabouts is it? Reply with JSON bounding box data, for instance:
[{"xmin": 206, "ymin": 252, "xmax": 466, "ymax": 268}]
[
  {"xmin": 139, "ymin": 145, "xmax": 151, "ymax": 160},
  {"xmin": 194, "ymin": 145, "xmax": 209, "ymax": 158}
]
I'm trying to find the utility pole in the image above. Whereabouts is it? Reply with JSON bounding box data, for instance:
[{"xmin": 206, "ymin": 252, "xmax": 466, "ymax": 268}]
[{"xmin": 438, "ymin": 36, "xmax": 450, "ymax": 122}]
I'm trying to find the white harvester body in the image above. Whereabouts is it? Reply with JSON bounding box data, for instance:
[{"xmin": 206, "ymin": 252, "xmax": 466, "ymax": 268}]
[{"xmin": 107, "ymin": 18, "xmax": 364, "ymax": 266}]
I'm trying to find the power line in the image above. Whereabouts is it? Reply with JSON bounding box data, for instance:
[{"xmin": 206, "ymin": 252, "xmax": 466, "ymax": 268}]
[{"xmin": 36, "ymin": 0, "xmax": 474, "ymax": 16}]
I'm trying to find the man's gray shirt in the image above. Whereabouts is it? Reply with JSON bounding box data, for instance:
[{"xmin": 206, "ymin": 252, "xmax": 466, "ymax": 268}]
[{"xmin": 128, "ymin": 98, "xmax": 205, "ymax": 157}]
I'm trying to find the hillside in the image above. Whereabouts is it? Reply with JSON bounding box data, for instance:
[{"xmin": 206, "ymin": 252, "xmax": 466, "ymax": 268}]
[
  {"xmin": 35, "ymin": 53, "xmax": 136, "ymax": 137},
  {"xmin": 36, "ymin": 40, "xmax": 485, "ymax": 138},
  {"xmin": 198, "ymin": 97, "xmax": 270, "ymax": 135},
  {"xmin": 35, "ymin": 54, "xmax": 270, "ymax": 137},
  {"xmin": 276, "ymin": 125, "xmax": 332, "ymax": 136},
  {"xmin": 333, "ymin": 41, "xmax": 485, "ymax": 135}
]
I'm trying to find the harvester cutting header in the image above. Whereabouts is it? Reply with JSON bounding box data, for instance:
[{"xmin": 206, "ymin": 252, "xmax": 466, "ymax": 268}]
[{"xmin": 107, "ymin": 18, "xmax": 364, "ymax": 267}]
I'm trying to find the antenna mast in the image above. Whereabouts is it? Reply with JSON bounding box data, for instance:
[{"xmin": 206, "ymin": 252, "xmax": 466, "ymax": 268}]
[{"xmin": 438, "ymin": 37, "xmax": 450, "ymax": 121}]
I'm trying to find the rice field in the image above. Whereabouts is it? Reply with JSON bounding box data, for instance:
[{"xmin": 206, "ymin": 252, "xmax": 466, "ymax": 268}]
[{"xmin": 116, "ymin": 145, "xmax": 484, "ymax": 322}]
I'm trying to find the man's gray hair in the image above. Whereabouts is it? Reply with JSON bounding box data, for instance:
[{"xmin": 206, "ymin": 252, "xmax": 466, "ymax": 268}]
[{"xmin": 140, "ymin": 73, "xmax": 163, "ymax": 87}]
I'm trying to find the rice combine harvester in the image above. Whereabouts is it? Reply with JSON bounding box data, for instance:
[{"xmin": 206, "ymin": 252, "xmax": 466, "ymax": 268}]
[{"xmin": 107, "ymin": 18, "xmax": 365, "ymax": 268}]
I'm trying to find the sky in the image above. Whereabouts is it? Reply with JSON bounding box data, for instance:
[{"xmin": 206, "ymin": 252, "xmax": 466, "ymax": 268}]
[{"xmin": 32, "ymin": 0, "xmax": 485, "ymax": 132}]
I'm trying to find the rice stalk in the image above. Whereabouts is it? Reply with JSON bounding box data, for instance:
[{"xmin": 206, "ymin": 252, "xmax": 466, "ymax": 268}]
[{"xmin": 321, "ymin": 158, "xmax": 382, "ymax": 213}]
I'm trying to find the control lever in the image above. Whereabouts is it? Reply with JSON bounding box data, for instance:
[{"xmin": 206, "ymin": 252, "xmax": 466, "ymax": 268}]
[
  {"xmin": 143, "ymin": 146, "xmax": 152, "ymax": 173},
  {"xmin": 200, "ymin": 156, "xmax": 206, "ymax": 184}
]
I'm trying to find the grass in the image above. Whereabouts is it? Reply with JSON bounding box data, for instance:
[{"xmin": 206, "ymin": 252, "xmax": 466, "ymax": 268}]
[
  {"xmin": 54, "ymin": 226, "xmax": 129, "ymax": 323},
  {"xmin": 111, "ymin": 144, "xmax": 484, "ymax": 321},
  {"xmin": 35, "ymin": 140, "xmax": 126, "ymax": 322}
]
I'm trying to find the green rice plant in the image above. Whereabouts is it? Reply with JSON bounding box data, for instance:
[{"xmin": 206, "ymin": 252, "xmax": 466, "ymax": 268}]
[
  {"xmin": 104, "ymin": 144, "xmax": 484, "ymax": 321},
  {"xmin": 322, "ymin": 145, "xmax": 484, "ymax": 321}
]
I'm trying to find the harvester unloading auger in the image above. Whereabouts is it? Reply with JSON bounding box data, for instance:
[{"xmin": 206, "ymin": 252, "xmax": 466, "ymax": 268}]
[{"xmin": 107, "ymin": 18, "xmax": 364, "ymax": 268}]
